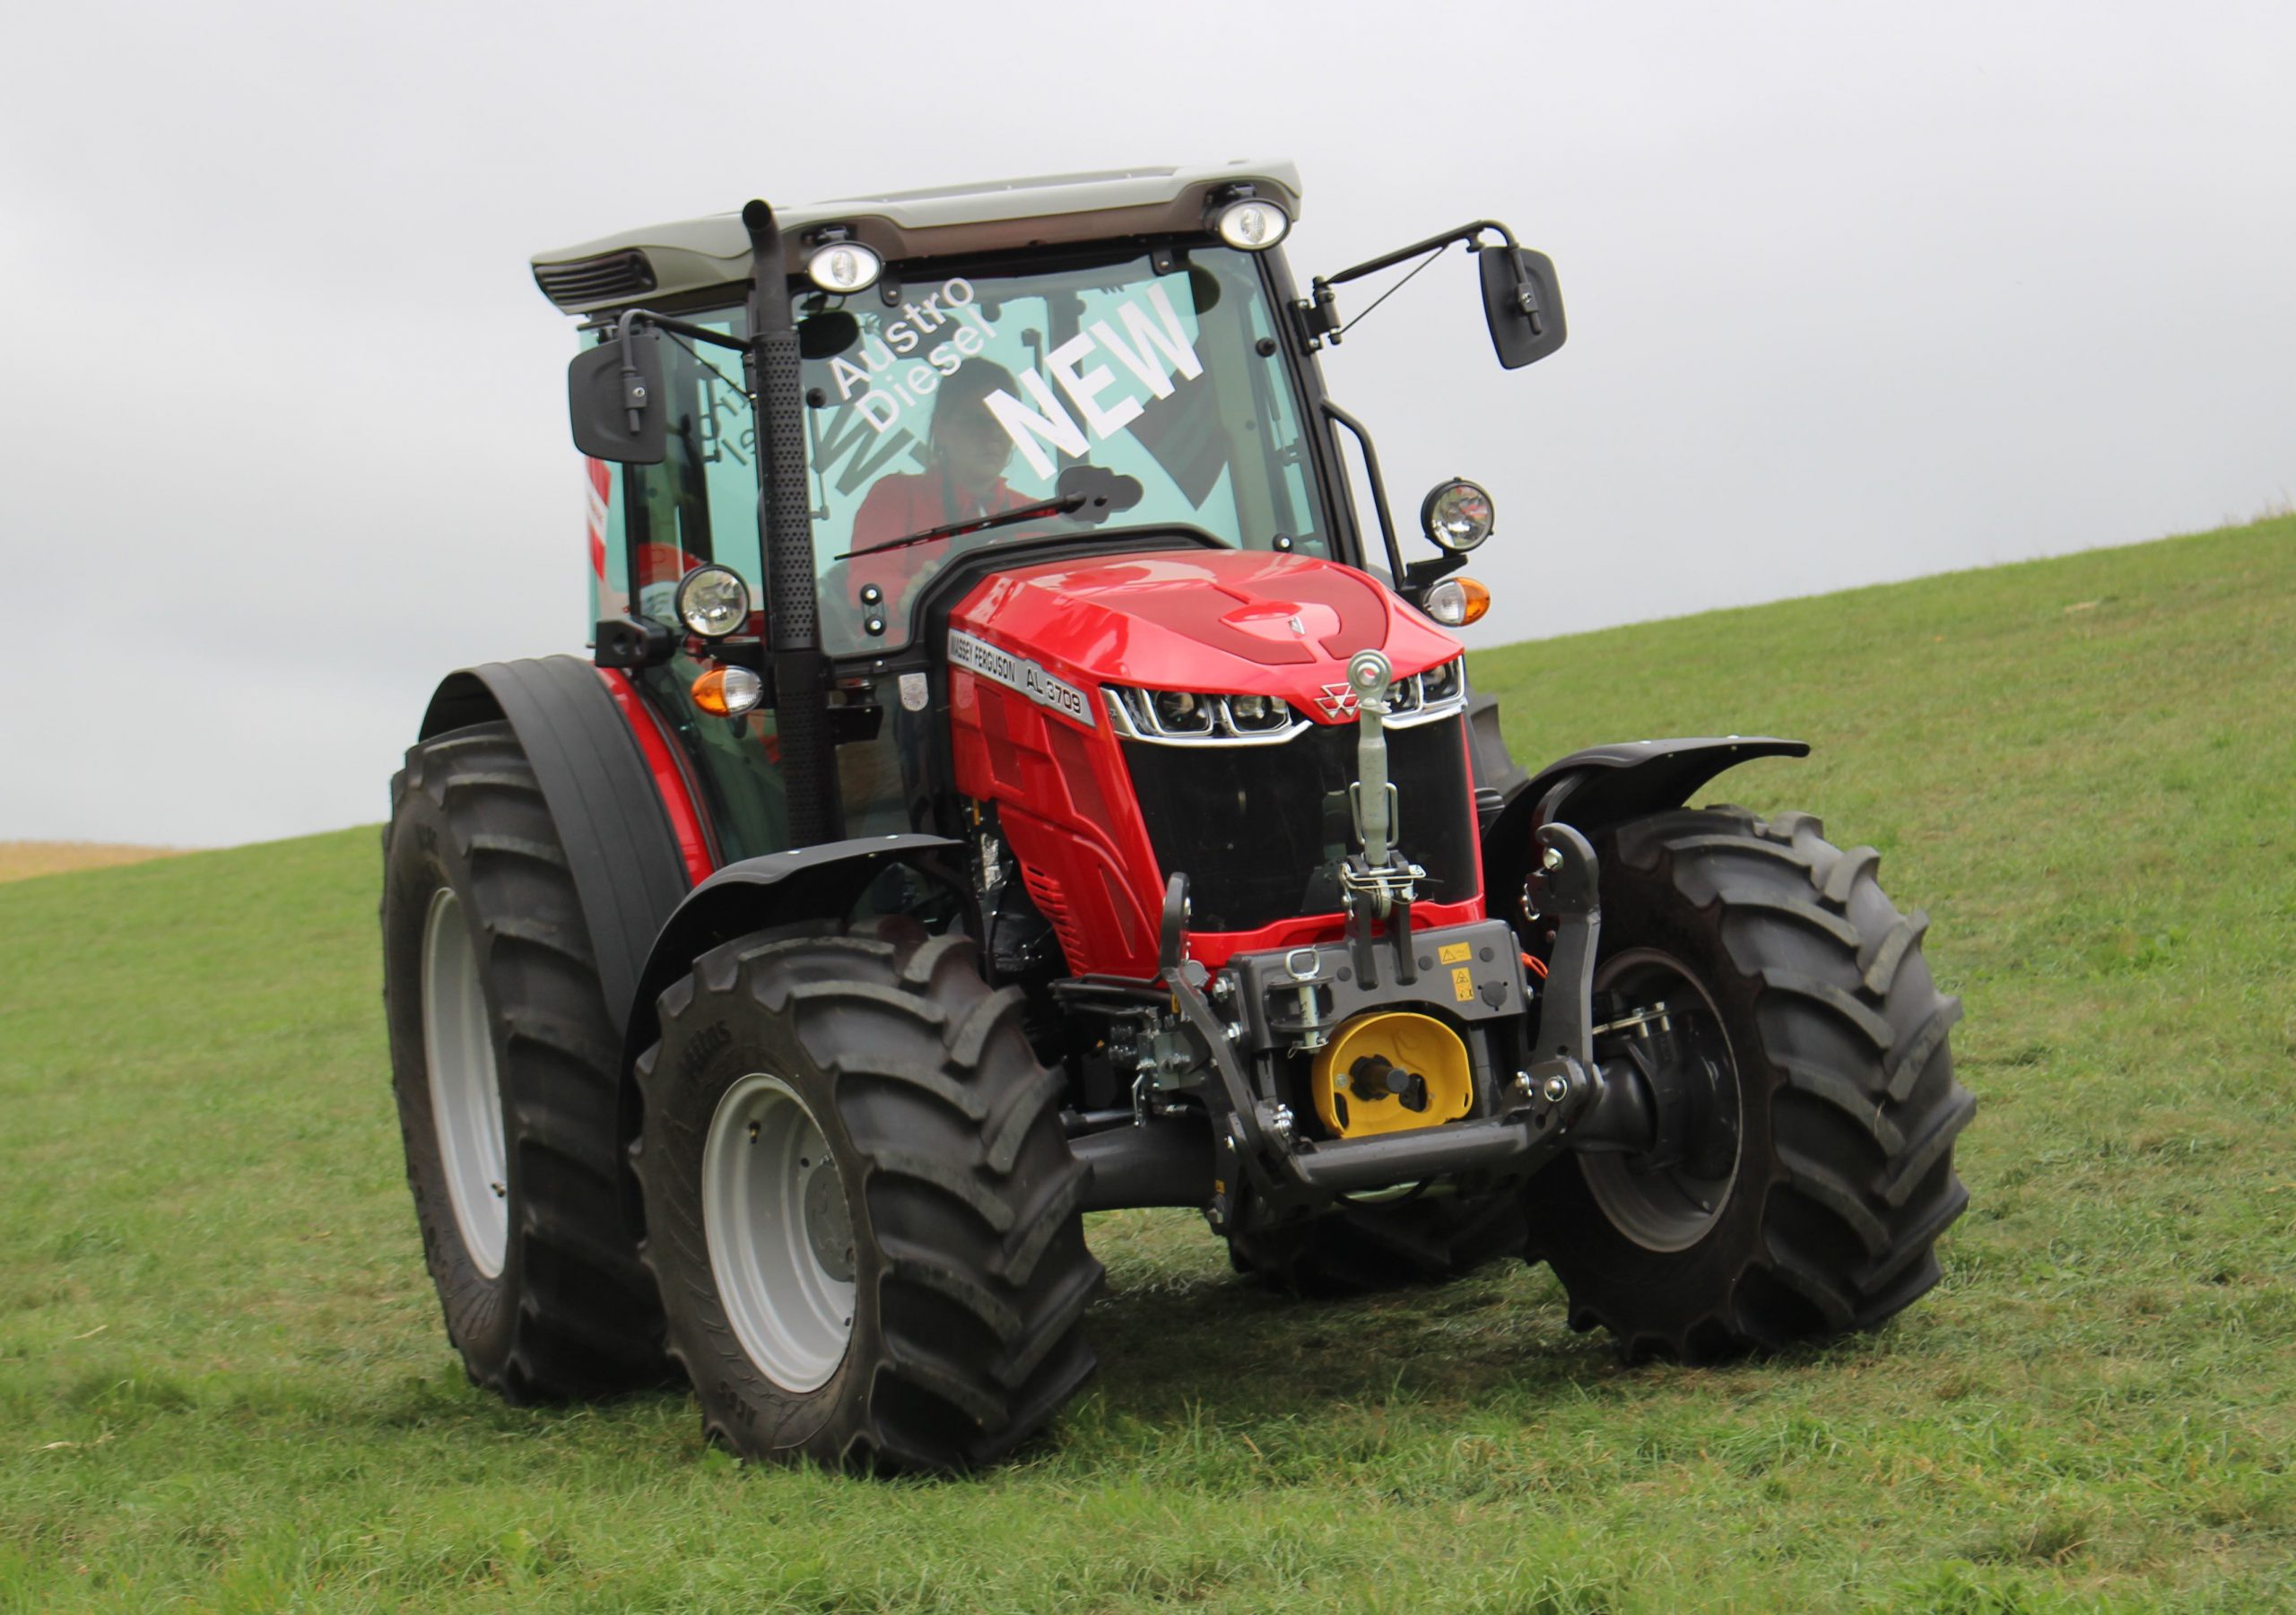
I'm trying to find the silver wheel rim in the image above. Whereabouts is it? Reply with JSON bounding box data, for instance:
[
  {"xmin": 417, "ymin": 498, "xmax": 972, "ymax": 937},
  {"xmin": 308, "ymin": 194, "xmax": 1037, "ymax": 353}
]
[
  {"xmin": 421, "ymin": 887, "xmax": 509, "ymax": 1278},
  {"xmin": 702, "ymin": 1074, "xmax": 856, "ymax": 1393},
  {"xmin": 1579, "ymin": 949, "xmax": 1743, "ymax": 1254}
]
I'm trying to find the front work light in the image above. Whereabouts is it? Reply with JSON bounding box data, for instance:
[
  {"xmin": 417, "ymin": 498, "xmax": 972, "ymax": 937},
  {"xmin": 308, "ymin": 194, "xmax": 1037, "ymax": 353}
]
[
  {"xmin": 674, "ymin": 564, "xmax": 752, "ymax": 638},
  {"xmin": 1213, "ymin": 198, "xmax": 1290, "ymax": 251},
  {"xmin": 805, "ymin": 237, "xmax": 883, "ymax": 294},
  {"xmin": 1421, "ymin": 479, "xmax": 1495, "ymax": 553}
]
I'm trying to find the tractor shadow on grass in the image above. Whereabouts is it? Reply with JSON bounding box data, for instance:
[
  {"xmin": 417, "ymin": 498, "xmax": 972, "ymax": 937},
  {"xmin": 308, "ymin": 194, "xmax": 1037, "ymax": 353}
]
[
  {"xmin": 360, "ymin": 1216, "xmax": 1862, "ymax": 1467},
  {"xmin": 1068, "ymin": 1210, "xmax": 1873, "ymax": 1447},
  {"xmin": 1079, "ymin": 1226, "xmax": 1615, "ymax": 1428}
]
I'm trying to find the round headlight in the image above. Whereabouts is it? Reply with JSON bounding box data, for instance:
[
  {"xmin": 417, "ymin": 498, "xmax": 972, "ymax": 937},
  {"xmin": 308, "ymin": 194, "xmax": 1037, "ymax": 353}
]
[
  {"xmin": 1214, "ymin": 198, "xmax": 1290, "ymax": 251},
  {"xmin": 1421, "ymin": 479, "xmax": 1495, "ymax": 553},
  {"xmin": 806, "ymin": 239, "xmax": 883, "ymax": 294},
  {"xmin": 674, "ymin": 565, "xmax": 752, "ymax": 638}
]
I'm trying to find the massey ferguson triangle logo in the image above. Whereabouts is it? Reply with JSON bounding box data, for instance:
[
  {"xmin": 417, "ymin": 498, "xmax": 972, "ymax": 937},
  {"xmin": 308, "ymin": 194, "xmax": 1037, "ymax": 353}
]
[{"xmin": 1317, "ymin": 683, "xmax": 1360, "ymax": 721}]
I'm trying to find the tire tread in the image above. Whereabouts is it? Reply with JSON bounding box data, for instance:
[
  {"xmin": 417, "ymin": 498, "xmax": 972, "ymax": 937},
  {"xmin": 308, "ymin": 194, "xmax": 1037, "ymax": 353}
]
[
  {"xmin": 1527, "ymin": 805, "xmax": 1973, "ymax": 1360},
  {"xmin": 382, "ymin": 720, "xmax": 668, "ymax": 1403},
  {"xmin": 634, "ymin": 925, "xmax": 1101, "ymax": 1474}
]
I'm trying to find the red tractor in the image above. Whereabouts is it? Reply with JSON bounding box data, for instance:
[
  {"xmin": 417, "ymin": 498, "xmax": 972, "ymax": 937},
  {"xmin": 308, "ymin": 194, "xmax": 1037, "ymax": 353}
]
[{"xmin": 381, "ymin": 161, "xmax": 1971, "ymax": 1472}]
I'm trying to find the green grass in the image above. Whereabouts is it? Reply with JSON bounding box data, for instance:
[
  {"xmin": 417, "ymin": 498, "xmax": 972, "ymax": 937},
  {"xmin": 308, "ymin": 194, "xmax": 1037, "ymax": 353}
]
[{"xmin": 4, "ymin": 517, "xmax": 2293, "ymax": 1612}]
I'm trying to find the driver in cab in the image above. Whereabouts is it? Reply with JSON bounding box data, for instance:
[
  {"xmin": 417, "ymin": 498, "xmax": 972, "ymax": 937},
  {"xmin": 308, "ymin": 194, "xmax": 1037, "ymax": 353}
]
[{"xmin": 850, "ymin": 359, "xmax": 1029, "ymax": 555}]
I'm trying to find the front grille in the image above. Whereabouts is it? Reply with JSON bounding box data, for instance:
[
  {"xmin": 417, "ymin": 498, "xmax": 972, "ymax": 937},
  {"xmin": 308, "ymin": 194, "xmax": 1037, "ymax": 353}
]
[
  {"xmin": 1119, "ymin": 716, "xmax": 1478, "ymax": 932},
  {"xmin": 534, "ymin": 249, "xmax": 657, "ymax": 308}
]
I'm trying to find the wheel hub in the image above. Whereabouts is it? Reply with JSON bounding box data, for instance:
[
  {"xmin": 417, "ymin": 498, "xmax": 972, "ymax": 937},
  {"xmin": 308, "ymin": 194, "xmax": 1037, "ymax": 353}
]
[
  {"xmin": 1579, "ymin": 951, "xmax": 1744, "ymax": 1253},
  {"xmin": 1612, "ymin": 1013, "xmax": 1738, "ymax": 1180},
  {"xmin": 803, "ymin": 1156, "xmax": 856, "ymax": 1282},
  {"xmin": 701, "ymin": 1074, "xmax": 857, "ymax": 1393}
]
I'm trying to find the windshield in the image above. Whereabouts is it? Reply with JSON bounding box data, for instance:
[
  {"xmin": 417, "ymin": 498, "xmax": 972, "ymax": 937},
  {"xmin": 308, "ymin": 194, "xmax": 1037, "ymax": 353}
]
[{"xmin": 801, "ymin": 246, "xmax": 1329, "ymax": 655}]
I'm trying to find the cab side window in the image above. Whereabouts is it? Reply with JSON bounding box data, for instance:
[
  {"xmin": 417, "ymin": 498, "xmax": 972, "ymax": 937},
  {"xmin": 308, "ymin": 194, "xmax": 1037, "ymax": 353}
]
[{"xmin": 618, "ymin": 312, "xmax": 761, "ymax": 623}]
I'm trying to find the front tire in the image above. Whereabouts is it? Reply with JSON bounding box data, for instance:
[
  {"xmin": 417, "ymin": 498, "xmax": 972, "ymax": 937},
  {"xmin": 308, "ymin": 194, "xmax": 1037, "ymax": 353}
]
[
  {"xmin": 1523, "ymin": 807, "xmax": 1974, "ymax": 1359},
  {"xmin": 381, "ymin": 722, "xmax": 667, "ymax": 1399},
  {"xmin": 635, "ymin": 927, "xmax": 1102, "ymax": 1472}
]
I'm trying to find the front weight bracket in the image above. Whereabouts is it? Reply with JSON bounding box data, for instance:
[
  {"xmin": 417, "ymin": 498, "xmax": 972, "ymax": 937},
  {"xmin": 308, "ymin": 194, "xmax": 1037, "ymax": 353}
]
[{"xmin": 1526, "ymin": 822, "xmax": 1600, "ymax": 1073}]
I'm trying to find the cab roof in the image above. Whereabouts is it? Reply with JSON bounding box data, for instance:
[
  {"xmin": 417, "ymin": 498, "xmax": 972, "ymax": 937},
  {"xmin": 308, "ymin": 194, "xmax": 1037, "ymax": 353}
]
[{"xmin": 531, "ymin": 159, "xmax": 1302, "ymax": 316}]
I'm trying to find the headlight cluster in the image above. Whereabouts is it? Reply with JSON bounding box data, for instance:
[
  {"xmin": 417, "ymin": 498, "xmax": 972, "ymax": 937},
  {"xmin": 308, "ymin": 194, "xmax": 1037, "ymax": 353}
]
[
  {"xmin": 1105, "ymin": 686, "xmax": 1309, "ymax": 745},
  {"xmin": 1381, "ymin": 656, "xmax": 1469, "ymax": 724},
  {"xmin": 1104, "ymin": 659, "xmax": 1468, "ymax": 745}
]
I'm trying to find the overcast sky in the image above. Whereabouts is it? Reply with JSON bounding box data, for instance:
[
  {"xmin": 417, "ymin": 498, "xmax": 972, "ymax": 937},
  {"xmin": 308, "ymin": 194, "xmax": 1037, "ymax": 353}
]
[{"xmin": 4, "ymin": 0, "xmax": 2291, "ymax": 847}]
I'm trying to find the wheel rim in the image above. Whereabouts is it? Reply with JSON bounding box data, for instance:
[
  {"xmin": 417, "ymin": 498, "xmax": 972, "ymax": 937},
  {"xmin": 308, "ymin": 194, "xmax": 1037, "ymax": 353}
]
[
  {"xmin": 1579, "ymin": 948, "xmax": 1743, "ymax": 1254},
  {"xmin": 421, "ymin": 887, "xmax": 509, "ymax": 1278},
  {"xmin": 701, "ymin": 1074, "xmax": 856, "ymax": 1393}
]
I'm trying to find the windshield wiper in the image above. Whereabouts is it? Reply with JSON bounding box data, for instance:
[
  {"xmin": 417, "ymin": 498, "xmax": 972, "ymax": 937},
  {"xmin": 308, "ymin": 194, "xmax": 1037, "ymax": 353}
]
[
  {"xmin": 837, "ymin": 494, "xmax": 1084, "ymax": 560},
  {"xmin": 835, "ymin": 465, "xmax": 1145, "ymax": 560}
]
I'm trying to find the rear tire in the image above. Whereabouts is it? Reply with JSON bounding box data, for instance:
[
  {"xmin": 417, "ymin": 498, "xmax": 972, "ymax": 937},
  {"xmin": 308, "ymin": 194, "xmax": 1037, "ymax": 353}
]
[
  {"xmin": 635, "ymin": 926, "xmax": 1101, "ymax": 1472},
  {"xmin": 1523, "ymin": 807, "xmax": 1973, "ymax": 1359},
  {"xmin": 382, "ymin": 722, "xmax": 667, "ymax": 1399},
  {"xmin": 1228, "ymin": 1191, "xmax": 1526, "ymax": 1296}
]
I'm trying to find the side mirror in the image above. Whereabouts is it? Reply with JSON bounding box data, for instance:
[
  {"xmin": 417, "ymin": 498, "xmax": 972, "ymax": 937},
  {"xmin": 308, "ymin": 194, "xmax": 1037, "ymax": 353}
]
[
  {"xmin": 568, "ymin": 332, "xmax": 666, "ymax": 465},
  {"xmin": 1479, "ymin": 247, "xmax": 1567, "ymax": 370}
]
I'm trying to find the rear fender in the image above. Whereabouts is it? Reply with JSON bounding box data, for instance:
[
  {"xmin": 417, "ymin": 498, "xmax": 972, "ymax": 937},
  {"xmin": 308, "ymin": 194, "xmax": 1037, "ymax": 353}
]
[
  {"xmin": 1481, "ymin": 736, "xmax": 1808, "ymax": 942},
  {"xmin": 415, "ymin": 657, "xmax": 693, "ymax": 1038}
]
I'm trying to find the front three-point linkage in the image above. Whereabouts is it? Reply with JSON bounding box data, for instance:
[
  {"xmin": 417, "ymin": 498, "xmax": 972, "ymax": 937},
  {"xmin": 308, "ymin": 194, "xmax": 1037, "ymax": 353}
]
[{"xmin": 1337, "ymin": 649, "xmax": 1426, "ymax": 988}]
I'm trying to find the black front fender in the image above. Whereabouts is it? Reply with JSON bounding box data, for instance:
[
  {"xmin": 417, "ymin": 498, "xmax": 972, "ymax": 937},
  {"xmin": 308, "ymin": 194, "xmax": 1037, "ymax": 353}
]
[
  {"xmin": 1481, "ymin": 736, "xmax": 1808, "ymax": 943},
  {"xmin": 619, "ymin": 833, "xmax": 969, "ymax": 1079},
  {"xmin": 1514, "ymin": 736, "xmax": 1809, "ymax": 836}
]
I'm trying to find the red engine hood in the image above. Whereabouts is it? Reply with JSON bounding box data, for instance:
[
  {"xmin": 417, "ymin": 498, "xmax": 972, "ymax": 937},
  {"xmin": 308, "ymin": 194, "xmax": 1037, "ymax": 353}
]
[{"xmin": 947, "ymin": 548, "xmax": 1461, "ymax": 715}]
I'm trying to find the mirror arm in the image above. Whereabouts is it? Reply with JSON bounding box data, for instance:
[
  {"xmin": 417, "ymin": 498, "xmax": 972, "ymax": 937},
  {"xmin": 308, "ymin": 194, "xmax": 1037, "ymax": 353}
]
[
  {"xmin": 1296, "ymin": 278, "xmax": 1344, "ymax": 346},
  {"xmin": 604, "ymin": 309, "xmax": 755, "ymax": 435},
  {"xmin": 608, "ymin": 310, "xmax": 752, "ymax": 353},
  {"xmin": 1320, "ymin": 400, "xmax": 1406, "ymax": 586},
  {"xmin": 1318, "ymin": 219, "xmax": 1518, "ymax": 288}
]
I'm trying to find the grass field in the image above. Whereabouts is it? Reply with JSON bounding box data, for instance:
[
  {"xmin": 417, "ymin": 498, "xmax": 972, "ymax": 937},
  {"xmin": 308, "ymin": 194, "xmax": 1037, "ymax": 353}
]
[{"xmin": 3, "ymin": 517, "xmax": 2292, "ymax": 1611}]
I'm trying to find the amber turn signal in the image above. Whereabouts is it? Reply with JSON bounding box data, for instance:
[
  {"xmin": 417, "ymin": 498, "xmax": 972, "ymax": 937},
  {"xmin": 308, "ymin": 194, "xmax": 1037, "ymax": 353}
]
[
  {"xmin": 690, "ymin": 663, "xmax": 764, "ymax": 717},
  {"xmin": 1456, "ymin": 576, "xmax": 1491, "ymax": 624}
]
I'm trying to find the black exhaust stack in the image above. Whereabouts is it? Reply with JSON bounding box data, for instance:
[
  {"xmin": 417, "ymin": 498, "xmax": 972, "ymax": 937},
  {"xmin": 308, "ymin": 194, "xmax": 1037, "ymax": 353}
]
[{"xmin": 741, "ymin": 200, "xmax": 839, "ymax": 847}]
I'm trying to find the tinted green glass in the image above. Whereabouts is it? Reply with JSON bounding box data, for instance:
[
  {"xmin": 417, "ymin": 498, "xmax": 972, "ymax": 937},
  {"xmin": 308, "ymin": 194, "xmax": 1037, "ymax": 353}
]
[{"xmin": 802, "ymin": 247, "xmax": 1327, "ymax": 656}]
